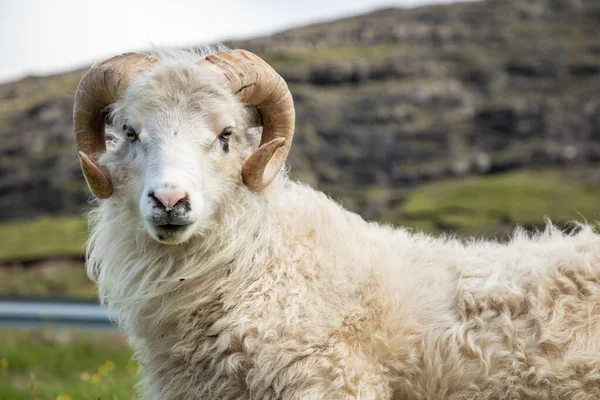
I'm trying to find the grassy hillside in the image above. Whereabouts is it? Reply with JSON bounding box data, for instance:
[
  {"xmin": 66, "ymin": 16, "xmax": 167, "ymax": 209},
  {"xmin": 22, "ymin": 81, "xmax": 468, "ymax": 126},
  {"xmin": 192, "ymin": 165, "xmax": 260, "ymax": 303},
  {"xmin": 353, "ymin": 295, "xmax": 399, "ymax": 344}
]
[
  {"xmin": 0, "ymin": 216, "xmax": 93, "ymax": 300},
  {"xmin": 392, "ymin": 169, "xmax": 600, "ymax": 236},
  {"xmin": 0, "ymin": 216, "xmax": 87, "ymax": 262},
  {"xmin": 0, "ymin": 262, "xmax": 95, "ymax": 300}
]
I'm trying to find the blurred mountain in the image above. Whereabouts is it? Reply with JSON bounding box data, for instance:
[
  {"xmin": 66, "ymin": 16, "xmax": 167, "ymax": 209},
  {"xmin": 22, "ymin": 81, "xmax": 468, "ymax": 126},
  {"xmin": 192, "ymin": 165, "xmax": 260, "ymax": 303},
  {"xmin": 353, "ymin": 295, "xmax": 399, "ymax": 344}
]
[{"xmin": 1, "ymin": 0, "xmax": 599, "ymax": 226}]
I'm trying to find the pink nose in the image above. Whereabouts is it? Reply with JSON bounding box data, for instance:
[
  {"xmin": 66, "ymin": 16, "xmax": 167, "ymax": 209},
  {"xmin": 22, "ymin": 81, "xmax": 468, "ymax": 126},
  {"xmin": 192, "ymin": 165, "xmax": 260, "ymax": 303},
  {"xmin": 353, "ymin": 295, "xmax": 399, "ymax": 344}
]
[{"xmin": 153, "ymin": 190, "xmax": 188, "ymax": 209}]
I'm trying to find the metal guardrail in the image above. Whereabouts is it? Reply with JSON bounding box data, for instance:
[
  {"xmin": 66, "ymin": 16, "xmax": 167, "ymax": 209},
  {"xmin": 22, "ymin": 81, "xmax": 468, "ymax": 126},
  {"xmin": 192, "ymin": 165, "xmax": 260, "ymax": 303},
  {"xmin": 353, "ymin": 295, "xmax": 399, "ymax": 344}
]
[{"xmin": 0, "ymin": 299, "xmax": 117, "ymax": 330}]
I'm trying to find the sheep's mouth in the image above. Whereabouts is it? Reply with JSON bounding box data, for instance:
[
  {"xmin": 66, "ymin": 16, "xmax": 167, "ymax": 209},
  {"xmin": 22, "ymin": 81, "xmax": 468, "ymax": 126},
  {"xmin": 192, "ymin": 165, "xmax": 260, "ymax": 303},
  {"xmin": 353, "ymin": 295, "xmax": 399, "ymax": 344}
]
[
  {"xmin": 151, "ymin": 223, "xmax": 195, "ymax": 244},
  {"xmin": 158, "ymin": 224, "xmax": 190, "ymax": 232}
]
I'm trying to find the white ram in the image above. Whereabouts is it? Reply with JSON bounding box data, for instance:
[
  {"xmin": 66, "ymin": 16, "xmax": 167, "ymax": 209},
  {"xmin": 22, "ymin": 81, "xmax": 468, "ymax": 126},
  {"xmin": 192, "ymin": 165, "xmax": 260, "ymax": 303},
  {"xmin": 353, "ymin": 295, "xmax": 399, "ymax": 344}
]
[{"xmin": 74, "ymin": 46, "xmax": 600, "ymax": 400}]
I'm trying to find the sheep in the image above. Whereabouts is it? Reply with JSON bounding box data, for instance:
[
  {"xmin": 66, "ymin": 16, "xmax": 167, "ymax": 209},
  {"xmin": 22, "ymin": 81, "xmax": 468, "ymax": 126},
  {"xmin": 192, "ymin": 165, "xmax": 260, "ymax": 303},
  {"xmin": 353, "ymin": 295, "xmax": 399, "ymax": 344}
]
[{"xmin": 74, "ymin": 45, "xmax": 600, "ymax": 400}]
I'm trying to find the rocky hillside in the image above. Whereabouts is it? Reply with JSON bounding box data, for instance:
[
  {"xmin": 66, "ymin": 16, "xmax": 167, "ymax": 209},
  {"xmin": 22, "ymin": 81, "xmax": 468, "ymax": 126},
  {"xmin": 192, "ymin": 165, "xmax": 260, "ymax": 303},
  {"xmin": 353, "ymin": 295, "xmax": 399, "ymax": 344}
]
[{"xmin": 1, "ymin": 0, "xmax": 599, "ymax": 225}]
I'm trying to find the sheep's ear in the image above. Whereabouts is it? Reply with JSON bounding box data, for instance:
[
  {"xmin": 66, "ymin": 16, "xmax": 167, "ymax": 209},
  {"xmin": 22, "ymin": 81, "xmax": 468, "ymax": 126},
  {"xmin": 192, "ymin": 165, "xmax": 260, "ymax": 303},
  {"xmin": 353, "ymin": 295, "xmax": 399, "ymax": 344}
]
[
  {"xmin": 244, "ymin": 105, "xmax": 262, "ymax": 128},
  {"xmin": 244, "ymin": 125, "xmax": 263, "ymax": 151}
]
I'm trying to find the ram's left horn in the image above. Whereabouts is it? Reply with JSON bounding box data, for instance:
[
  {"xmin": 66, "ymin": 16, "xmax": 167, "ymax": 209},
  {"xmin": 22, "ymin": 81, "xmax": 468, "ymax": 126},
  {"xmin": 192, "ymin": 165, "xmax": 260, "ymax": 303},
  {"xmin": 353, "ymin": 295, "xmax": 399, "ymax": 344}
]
[{"xmin": 197, "ymin": 50, "xmax": 295, "ymax": 191}]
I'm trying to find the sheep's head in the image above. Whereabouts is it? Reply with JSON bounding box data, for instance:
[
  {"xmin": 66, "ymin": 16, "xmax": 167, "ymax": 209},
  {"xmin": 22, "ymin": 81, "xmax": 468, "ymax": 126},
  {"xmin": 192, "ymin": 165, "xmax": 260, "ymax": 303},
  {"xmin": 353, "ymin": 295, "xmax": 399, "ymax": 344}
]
[{"xmin": 73, "ymin": 50, "xmax": 295, "ymax": 244}]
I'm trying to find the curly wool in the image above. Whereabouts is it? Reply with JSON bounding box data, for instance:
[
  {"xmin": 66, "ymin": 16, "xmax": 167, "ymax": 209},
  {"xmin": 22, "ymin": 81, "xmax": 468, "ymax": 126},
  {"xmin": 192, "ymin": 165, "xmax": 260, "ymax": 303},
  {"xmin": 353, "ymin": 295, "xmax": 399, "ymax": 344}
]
[{"xmin": 86, "ymin": 172, "xmax": 600, "ymax": 399}]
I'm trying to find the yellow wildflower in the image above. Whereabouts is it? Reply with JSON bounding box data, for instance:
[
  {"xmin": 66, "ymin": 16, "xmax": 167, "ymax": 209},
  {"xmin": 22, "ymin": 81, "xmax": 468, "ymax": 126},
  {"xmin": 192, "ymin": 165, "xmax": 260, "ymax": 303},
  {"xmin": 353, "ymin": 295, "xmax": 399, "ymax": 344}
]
[
  {"xmin": 98, "ymin": 365, "xmax": 109, "ymax": 376},
  {"xmin": 0, "ymin": 359, "xmax": 7, "ymax": 368},
  {"xmin": 104, "ymin": 360, "xmax": 116, "ymax": 371},
  {"xmin": 91, "ymin": 373, "xmax": 101, "ymax": 383},
  {"xmin": 80, "ymin": 372, "xmax": 90, "ymax": 381}
]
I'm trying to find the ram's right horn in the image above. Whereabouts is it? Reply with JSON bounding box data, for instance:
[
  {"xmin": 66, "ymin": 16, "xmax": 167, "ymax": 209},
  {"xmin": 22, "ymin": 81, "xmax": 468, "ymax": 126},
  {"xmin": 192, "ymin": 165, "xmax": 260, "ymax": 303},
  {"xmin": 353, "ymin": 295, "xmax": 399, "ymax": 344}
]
[{"xmin": 73, "ymin": 53, "xmax": 161, "ymax": 198}]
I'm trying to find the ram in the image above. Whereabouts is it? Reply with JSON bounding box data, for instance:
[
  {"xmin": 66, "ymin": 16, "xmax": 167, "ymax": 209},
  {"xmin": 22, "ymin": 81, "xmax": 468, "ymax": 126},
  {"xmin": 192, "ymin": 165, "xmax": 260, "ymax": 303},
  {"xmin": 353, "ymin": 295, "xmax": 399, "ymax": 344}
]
[{"xmin": 74, "ymin": 46, "xmax": 600, "ymax": 399}]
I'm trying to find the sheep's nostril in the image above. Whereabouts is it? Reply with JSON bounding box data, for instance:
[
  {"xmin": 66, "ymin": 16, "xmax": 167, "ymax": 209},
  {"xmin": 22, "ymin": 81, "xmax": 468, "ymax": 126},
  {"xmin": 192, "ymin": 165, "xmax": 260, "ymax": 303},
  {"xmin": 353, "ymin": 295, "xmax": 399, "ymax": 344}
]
[{"xmin": 151, "ymin": 190, "xmax": 189, "ymax": 210}]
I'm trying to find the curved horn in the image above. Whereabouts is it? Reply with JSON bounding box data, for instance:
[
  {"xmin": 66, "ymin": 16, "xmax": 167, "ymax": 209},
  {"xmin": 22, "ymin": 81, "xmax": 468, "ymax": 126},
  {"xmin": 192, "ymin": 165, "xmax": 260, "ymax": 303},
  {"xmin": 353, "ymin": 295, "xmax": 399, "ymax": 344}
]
[
  {"xmin": 73, "ymin": 53, "xmax": 160, "ymax": 198},
  {"xmin": 197, "ymin": 50, "xmax": 295, "ymax": 191}
]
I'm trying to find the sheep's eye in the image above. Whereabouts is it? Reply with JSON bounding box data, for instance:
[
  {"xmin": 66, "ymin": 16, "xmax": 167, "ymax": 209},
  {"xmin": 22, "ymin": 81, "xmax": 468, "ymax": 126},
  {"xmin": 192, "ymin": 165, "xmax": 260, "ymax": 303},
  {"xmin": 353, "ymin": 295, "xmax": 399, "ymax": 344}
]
[
  {"xmin": 218, "ymin": 127, "xmax": 233, "ymax": 152},
  {"xmin": 219, "ymin": 127, "xmax": 233, "ymax": 141},
  {"xmin": 123, "ymin": 124, "xmax": 138, "ymax": 143}
]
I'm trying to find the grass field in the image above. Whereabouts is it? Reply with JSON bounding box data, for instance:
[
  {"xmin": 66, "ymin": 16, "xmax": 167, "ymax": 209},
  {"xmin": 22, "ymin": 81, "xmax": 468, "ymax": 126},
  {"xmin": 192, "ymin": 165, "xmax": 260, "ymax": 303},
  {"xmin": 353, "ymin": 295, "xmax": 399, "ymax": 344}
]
[{"xmin": 0, "ymin": 329, "xmax": 137, "ymax": 400}]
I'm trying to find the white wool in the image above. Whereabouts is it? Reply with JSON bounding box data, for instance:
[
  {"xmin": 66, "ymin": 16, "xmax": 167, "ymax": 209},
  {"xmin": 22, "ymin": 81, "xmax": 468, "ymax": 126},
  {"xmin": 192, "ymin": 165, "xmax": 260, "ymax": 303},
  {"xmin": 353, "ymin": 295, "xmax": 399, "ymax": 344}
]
[{"xmin": 85, "ymin": 46, "xmax": 600, "ymax": 400}]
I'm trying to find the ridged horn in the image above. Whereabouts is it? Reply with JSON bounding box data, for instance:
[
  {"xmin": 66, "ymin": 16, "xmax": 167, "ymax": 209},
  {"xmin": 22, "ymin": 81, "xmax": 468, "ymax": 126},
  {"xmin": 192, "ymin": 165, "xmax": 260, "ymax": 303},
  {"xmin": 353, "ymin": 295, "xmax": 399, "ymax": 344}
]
[
  {"xmin": 197, "ymin": 50, "xmax": 295, "ymax": 191},
  {"xmin": 73, "ymin": 53, "xmax": 160, "ymax": 198}
]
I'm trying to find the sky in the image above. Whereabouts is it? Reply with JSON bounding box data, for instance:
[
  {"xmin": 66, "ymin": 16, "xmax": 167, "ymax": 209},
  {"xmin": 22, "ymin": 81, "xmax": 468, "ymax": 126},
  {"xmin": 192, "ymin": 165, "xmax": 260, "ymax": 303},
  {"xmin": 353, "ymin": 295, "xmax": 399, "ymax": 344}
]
[{"xmin": 0, "ymin": 0, "xmax": 478, "ymax": 83}]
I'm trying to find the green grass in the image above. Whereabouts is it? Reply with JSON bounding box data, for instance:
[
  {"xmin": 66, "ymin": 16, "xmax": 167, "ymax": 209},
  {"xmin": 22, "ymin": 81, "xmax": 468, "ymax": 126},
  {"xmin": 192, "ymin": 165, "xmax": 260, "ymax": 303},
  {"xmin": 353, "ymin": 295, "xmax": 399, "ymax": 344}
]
[
  {"xmin": 0, "ymin": 216, "xmax": 88, "ymax": 262},
  {"xmin": 264, "ymin": 43, "xmax": 430, "ymax": 70},
  {"xmin": 389, "ymin": 169, "xmax": 600, "ymax": 236},
  {"xmin": 0, "ymin": 329, "xmax": 137, "ymax": 400},
  {"xmin": 0, "ymin": 262, "xmax": 97, "ymax": 300}
]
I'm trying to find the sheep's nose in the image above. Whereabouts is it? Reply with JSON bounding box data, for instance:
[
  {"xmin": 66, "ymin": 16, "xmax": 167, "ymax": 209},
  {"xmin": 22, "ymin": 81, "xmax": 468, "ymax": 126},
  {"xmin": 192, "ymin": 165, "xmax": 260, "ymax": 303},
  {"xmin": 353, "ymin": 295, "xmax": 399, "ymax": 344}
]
[{"xmin": 152, "ymin": 190, "xmax": 188, "ymax": 210}]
